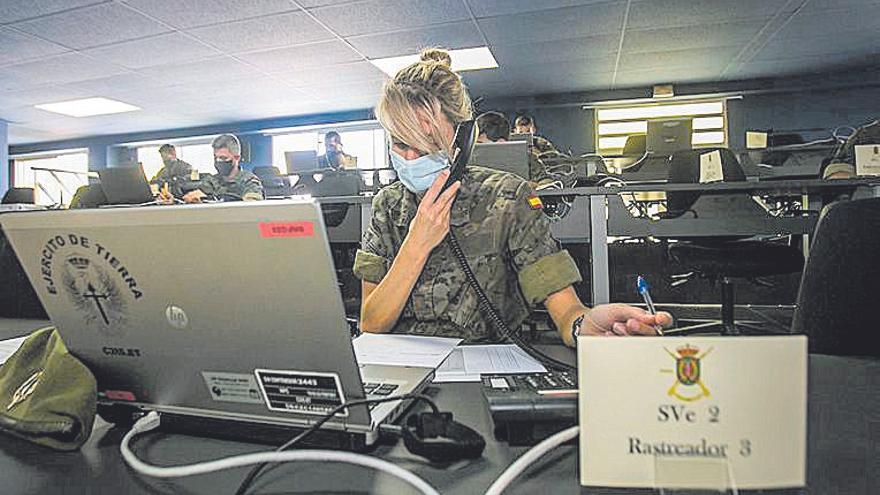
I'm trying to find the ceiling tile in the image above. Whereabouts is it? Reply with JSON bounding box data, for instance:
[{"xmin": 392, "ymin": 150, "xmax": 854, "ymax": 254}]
[
  {"xmin": 311, "ymin": 0, "xmax": 470, "ymax": 37},
  {"xmin": 478, "ymin": 2, "xmax": 627, "ymax": 46},
  {"xmin": 11, "ymin": 3, "xmax": 171, "ymax": 49},
  {"xmin": 348, "ymin": 21, "xmax": 483, "ymax": 59},
  {"xmin": 491, "ymin": 34, "xmax": 619, "ymax": 68},
  {"xmin": 614, "ymin": 65, "xmax": 728, "ymax": 88},
  {"xmin": 81, "ymin": 32, "xmax": 221, "ymax": 69},
  {"xmin": 468, "ymin": 0, "xmax": 622, "ymax": 18},
  {"xmin": 0, "ymin": 85, "xmax": 94, "ymax": 109},
  {"xmin": 627, "ymin": 0, "xmax": 790, "ymax": 30},
  {"xmin": 617, "ymin": 46, "xmax": 740, "ymax": 72},
  {"xmin": 280, "ymin": 61, "xmax": 385, "ymax": 87},
  {"xmin": 0, "ymin": 0, "xmax": 101, "ymax": 24},
  {"xmin": 240, "ymin": 40, "xmax": 363, "ymax": 72},
  {"xmin": 622, "ymin": 20, "xmax": 761, "ymax": 54},
  {"xmin": 121, "ymin": 0, "xmax": 298, "ymax": 29},
  {"xmin": 6, "ymin": 52, "xmax": 128, "ymax": 86},
  {"xmin": 754, "ymin": 33, "xmax": 880, "ymax": 62},
  {"xmin": 0, "ymin": 27, "xmax": 70, "ymax": 66},
  {"xmin": 302, "ymin": 78, "xmax": 385, "ymax": 101},
  {"xmin": 188, "ymin": 11, "xmax": 333, "ymax": 53},
  {"xmin": 138, "ymin": 56, "xmax": 256, "ymax": 86},
  {"xmin": 298, "ymin": 0, "xmax": 362, "ymax": 7},
  {"xmin": 772, "ymin": 4, "xmax": 880, "ymax": 41}
]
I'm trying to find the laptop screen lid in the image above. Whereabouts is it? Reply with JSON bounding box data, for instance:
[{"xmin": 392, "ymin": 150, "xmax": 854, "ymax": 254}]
[
  {"xmin": 97, "ymin": 164, "xmax": 154, "ymax": 205},
  {"xmin": 0, "ymin": 200, "xmax": 372, "ymax": 428}
]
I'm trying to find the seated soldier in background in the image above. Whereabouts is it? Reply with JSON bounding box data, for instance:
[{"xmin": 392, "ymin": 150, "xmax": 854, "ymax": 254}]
[
  {"xmin": 318, "ymin": 131, "xmax": 356, "ymax": 170},
  {"xmin": 151, "ymin": 144, "xmax": 194, "ymax": 195},
  {"xmin": 182, "ymin": 134, "xmax": 264, "ymax": 203},
  {"xmin": 514, "ymin": 115, "xmax": 559, "ymax": 155},
  {"xmin": 476, "ymin": 111, "xmax": 555, "ymax": 186}
]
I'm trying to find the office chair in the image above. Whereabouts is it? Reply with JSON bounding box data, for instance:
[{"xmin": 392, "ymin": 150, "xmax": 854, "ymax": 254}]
[
  {"xmin": 1, "ymin": 187, "xmax": 35, "ymax": 204},
  {"xmin": 791, "ymin": 198, "xmax": 880, "ymax": 357},
  {"xmin": 68, "ymin": 184, "xmax": 107, "ymax": 209},
  {"xmin": 252, "ymin": 166, "xmax": 291, "ymax": 197},
  {"xmin": 665, "ymin": 148, "xmax": 804, "ymax": 335}
]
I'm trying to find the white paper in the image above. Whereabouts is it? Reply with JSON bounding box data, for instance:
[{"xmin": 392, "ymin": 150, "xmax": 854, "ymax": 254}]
[
  {"xmin": 433, "ymin": 344, "xmax": 547, "ymax": 383},
  {"xmin": 0, "ymin": 336, "xmax": 28, "ymax": 366},
  {"xmin": 855, "ymin": 144, "xmax": 880, "ymax": 176},
  {"xmin": 699, "ymin": 150, "xmax": 724, "ymax": 183},
  {"xmin": 578, "ymin": 336, "xmax": 807, "ymax": 490},
  {"xmin": 352, "ymin": 333, "xmax": 461, "ymax": 368}
]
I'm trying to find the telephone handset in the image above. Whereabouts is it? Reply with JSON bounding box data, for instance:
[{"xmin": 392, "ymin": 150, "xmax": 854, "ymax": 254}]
[{"xmin": 442, "ymin": 120, "xmax": 477, "ymax": 192}]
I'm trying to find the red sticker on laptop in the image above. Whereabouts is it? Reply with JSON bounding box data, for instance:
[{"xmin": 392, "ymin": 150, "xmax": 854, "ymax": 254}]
[{"xmin": 259, "ymin": 221, "xmax": 315, "ymax": 238}]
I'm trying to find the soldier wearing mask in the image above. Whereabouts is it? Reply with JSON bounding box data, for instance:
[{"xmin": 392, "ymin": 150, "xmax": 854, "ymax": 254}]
[
  {"xmin": 182, "ymin": 134, "xmax": 264, "ymax": 203},
  {"xmin": 353, "ymin": 48, "xmax": 671, "ymax": 346},
  {"xmin": 151, "ymin": 144, "xmax": 194, "ymax": 198}
]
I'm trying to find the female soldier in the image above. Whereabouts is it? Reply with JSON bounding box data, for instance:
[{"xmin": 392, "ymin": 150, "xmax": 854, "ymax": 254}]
[{"xmin": 353, "ymin": 49, "xmax": 671, "ymax": 346}]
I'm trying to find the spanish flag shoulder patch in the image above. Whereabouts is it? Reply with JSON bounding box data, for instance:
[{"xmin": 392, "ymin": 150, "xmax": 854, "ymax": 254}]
[{"xmin": 526, "ymin": 194, "xmax": 543, "ymax": 210}]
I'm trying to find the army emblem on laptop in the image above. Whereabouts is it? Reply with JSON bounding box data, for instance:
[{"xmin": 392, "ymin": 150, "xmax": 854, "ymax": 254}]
[
  {"xmin": 661, "ymin": 345, "xmax": 713, "ymax": 402},
  {"xmin": 61, "ymin": 255, "xmax": 126, "ymax": 329}
]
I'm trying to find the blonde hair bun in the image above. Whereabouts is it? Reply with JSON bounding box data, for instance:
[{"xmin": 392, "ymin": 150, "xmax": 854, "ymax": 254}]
[{"xmin": 420, "ymin": 48, "xmax": 452, "ymax": 67}]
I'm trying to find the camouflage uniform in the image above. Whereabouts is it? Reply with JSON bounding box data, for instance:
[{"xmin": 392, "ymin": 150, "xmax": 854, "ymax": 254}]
[
  {"xmin": 353, "ymin": 166, "xmax": 582, "ymax": 343},
  {"xmin": 533, "ymin": 135, "xmax": 558, "ymax": 155},
  {"xmin": 198, "ymin": 169, "xmax": 264, "ymax": 201},
  {"xmin": 151, "ymin": 159, "xmax": 194, "ymax": 198}
]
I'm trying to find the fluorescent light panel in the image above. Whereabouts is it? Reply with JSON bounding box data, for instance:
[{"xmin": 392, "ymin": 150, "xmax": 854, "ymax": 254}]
[
  {"xmin": 597, "ymin": 101, "xmax": 724, "ymax": 121},
  {"xmin": 369, "ymin": 46, "xmax": 498, "ymax": 77},
  {"xmin": 35, "ymin": 97, "xmax": 140, "ymax": 117}
]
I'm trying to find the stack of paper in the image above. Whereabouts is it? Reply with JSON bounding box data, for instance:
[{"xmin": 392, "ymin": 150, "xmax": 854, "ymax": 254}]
[
  {"xmin": 434, "ymin": 344, "xmax": 547, "ymax": 383},
  {"xmin": 0, "ymin": 336, "xmax": 28, "ymax": 367},
  {"xmin": 352, "ymin": 333, "xmax": 461, "ymax": 368}
]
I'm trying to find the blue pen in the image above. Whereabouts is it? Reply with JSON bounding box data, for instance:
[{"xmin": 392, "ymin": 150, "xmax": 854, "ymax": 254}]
[{"xmin": 637, "ymin": 276, "xmax": 664, "ymax": 336}]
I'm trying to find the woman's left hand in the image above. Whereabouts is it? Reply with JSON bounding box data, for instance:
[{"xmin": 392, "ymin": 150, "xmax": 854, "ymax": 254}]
[{"xmin": 580, "ymin": 303, "xmax": 673, "ymax": 336}]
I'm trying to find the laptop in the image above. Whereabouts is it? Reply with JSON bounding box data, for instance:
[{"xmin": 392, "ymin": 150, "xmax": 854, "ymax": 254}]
[
  {"xmin": 469, "ymin": 141, "xmax": 530, "ymax": 180},
  {"xmin": 97, "ymin": 164, "xmax": 154, "ymax": 205},
  {"xmin": 0, "ymin": 199, "xmax": 433, "ymax": 448},
  {"xmin": 285, "ymin": 150, "xmax": 319, "ymax": 173}
]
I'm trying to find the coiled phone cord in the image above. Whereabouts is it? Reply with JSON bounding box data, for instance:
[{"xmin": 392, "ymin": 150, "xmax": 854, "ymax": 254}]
[{"xmin": 446, "ymin": 230, "xmax": 576, "ymax": 372}]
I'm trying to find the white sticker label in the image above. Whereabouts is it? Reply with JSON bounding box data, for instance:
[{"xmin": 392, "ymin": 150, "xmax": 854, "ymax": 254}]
[
  {"xmin": 854, "ymin": 145, "xmax": 880, "ymax": 176},
  {"xmin": 255, "ymin": 369, "xmax": 347, "ymax": 417},
  {"xmin": 202, "ymin": 372, "xmax": 263, "ymax": 404},
  {"xmin": 746, "ymin": 131, "xmax": 768, "ymax": 149},
  {"xmin": 699, "ymin": 151, "xmax": 724, "ymax": 183}
]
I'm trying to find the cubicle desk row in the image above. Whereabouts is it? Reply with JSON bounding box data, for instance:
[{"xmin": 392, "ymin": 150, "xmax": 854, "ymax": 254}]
[
  {"xmin": 0, "ymin": 319, "xmax": 877, "ymax": 494},
  {"xmin": 538, "ymin": 178, "xmax": 880, "ymax": 305}
]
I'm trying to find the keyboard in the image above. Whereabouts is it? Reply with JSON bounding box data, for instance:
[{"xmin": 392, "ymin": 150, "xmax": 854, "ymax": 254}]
[
  {"xmin": 363, "ymin": 382, "xmax": 399, "ymax": 409},
  {"xmin": 480, "ymin": 371, "xmax": 578, "ymax": 446}
]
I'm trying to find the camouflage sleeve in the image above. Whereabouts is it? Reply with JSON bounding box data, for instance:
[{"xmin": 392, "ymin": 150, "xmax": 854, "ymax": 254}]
[
  {"xmin": 528, "ymin": 153, "xmax": 553, "ymax": 184},
  {"xmin": 241, "ymin": 176, "xmax": 264, "ymax": 201},
  {"xmin": 353, "ymin": 193, "xmax": 394, "ymax": 284},
  {"xmin": 506, "ymin": 181, "xmax": 582, "ymax": 306},
  {"xmin": 197, "ymin": 175, "xmax": 219, "ymax": 195}
]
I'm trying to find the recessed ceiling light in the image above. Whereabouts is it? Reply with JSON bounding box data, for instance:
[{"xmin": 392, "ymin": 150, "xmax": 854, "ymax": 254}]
[
  {"xmin": 369, "ymin": 46, "xmax": 499, "ymax": 77},
  {"xmin": 35, "ymin": 97, "xmax": 141, "ymax": 117}
]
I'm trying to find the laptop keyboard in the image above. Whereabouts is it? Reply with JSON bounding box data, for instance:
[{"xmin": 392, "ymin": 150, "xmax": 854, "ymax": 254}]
[{"xmin": 363, "ymin": 382, "xmax": 399, "ymax": 410}]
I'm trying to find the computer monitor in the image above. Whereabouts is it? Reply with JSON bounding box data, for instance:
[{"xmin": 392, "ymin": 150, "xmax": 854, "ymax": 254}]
[
  {"xmin": 285, "ymin": 150, "xmax": 319, "ymax": 173},
  {"xmin": 469, "ymin": 141, "xmax": 530, "ymax": 180},
  {"xmin": 96, "ymin": 164, "xmax": 154, "ymax": 205},
  {"xmin": 508, "ymin": 133, "xmax": 532, "ymax": 143},
  {"xmin": 646, "ymin": 118, "xmax": 692, "ymax": 154}
]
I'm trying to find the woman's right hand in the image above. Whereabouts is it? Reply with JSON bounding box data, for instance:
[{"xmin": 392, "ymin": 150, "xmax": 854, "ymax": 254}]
[{"xmin": 405, "ymin": 170, "xmax": 461, "ymax": 256}]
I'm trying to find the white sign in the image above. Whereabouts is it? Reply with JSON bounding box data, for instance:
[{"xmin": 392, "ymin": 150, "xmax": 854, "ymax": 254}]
[
  {"xmin": 699, "ymin": 151, "xmax": 724, "ymax": 183},
  {"xmin": 746, "ymin": 131, "xmax": 768, "ymax": 149},
  {"xmin": 578, "ymin": 336, "xmax": 806, "ymax": 490},
  {"xmin": 855, "ymin": 144, "xmax": 880, "ymax": 176}
]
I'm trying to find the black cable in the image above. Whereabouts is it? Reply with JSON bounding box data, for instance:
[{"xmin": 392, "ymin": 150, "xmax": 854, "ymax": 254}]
[
  {"xmin": 233, "ymin": 393, "xmax": 438, "ymax": 495},
  {"xmin": 445, "ymin": 230, "xmax": 576, "ymax": 372}
]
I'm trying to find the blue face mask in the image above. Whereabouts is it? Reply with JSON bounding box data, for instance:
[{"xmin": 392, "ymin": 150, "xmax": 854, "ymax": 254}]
[{"xmin": 389, "ymin": 150, "xmax": 449, "ymax": 194}]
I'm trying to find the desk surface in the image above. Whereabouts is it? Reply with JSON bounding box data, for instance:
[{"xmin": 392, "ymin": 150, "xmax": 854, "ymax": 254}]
[{"xmin": 0, "ymin": 320, "xmax": 877, "ymax": 494}]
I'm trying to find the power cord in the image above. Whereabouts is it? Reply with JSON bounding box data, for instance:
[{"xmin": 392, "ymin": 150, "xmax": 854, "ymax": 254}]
[
  {"xmin": 484, "ymin": 425, "xmax": 580, "ymax": 495},
  {"xmin": 120, "ymin": 411, "xmax": 440, "ymax": 495},
  {"xmin": 234, "ymin": 393, "xmax": 439, "ymax": 495},
  {"xmin": 446, "ymin": 230, "xmax": 576, "ymax": 372}
]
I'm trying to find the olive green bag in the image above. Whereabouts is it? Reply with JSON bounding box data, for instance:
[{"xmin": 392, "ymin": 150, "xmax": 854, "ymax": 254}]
[{"xmin": 0, "ymin": 327, "xmax": 96, "ymax": 451}]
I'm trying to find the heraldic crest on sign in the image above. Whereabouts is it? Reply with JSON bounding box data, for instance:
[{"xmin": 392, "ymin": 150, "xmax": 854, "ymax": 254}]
[{"xmin": 661, "ymin": 344, "xmax": 713, "ymax": 402}]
